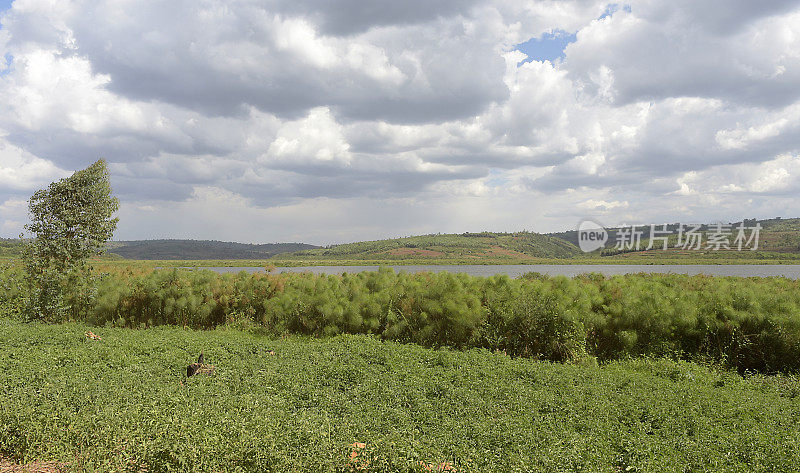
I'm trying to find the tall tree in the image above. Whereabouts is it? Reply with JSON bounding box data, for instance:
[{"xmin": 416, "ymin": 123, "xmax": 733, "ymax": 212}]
[{"xmin": 22, "ymin": 159, "xmax": 119, "ymax": 321}]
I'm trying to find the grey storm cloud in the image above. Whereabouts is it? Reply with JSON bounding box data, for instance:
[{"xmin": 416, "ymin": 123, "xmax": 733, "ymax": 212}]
[
  {"xmin": 279, "ymin": 0, "xmax": 481, "ymax": 36},
  {"xmin": 43, "ymin": 0, "xmax": 508, "ymax": 123},
  {"xmin": 637, "ymin": 0, "xmax": 800, "ymax": 35}
]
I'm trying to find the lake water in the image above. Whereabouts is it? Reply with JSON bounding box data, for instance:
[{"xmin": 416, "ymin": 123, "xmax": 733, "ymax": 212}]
[{"xmin": 184, "ymin": 264, "xmax": 800, "ymax": 279}]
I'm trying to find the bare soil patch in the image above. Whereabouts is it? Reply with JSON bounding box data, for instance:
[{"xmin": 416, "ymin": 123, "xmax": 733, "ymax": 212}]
[
  {"xmin": 0, "ymin": 458, "xmax": 69, "ymax": 473},
  {"xmin": 482, "ymin": 246, "xmax": 530, "ymax": 258},
  {"xmin": 386, "ymin": 247, "xmax": 446, "ymax": 257}
]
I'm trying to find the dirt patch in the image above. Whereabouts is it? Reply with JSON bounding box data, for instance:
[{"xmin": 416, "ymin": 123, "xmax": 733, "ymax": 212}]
[
  {"xmin": 386, "ymin": 248, "xmax": 446, "ymax": 257},
  {"xmin": 0, "ymin": 458, "xmax": 70, "ymax": 473},
  {"xmin": 482, "ymin": 247, "xmax": 530, "ymax": 258}
]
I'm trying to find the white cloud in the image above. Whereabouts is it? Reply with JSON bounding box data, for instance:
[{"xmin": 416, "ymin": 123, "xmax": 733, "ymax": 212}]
[
  {"xmin": 0, "ymin": 197, "xmax": 28, "ymax": 235},
  {"xmin": 0, "ymin": 138, "xmax": 68, "ymax": 191},
  {"xmin": 1, "ymin": 0, "xmax": 800, "ymax": 242},
  {"xmin": 563, "ymin": 2, "xmax": 800, "ymax": 107},
  {"xmin": 675, "ymin": 154, "xmax": 800, "ymax": 196},
  {"xmin": 264, "ymin": 107, "xmax": 351, "ymax": 166},
  {"xmin": 577, "ymin": 199, "xmax": 628, "ymax": 212}
]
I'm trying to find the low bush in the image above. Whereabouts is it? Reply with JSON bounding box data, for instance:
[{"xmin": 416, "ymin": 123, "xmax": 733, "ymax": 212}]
[
  {"xmin": 0, "ymin": 262, "xmax": 24, "ymax": 320},
  {"xmin": 3, "ymin": 265, "xmax": 800, "ymax": 373}
]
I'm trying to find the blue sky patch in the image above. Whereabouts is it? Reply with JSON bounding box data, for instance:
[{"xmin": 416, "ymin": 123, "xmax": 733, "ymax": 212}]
[
  {"xmin": 599, "ymin": 3, "xmax": 631, "ymax": 20},
  {"xmin": 0, "ymin": 0, "xmax": 12, "ymax": 32},
  {"xmin": 0, "ymin": 1, "xmax": 13, "ymax": 75},
  {"xmin": 514, "ymin": 30, "xmax": 577, "ymax": 66},
  {"xmin": 514, "ymin": 4, "xmax": 630, "ymax": 66},
  {"xmin": 485, "ymin": 169, "xmax": 507, "ymax": 187},
  {"xmin": 1, "ymin": 53, "xmax": 11, "ymax": 76}
]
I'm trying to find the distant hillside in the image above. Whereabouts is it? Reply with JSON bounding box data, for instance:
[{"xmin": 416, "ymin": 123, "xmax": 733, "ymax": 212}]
[
  {"xmin": 0, "ymin": 238, "xmax": 24, "ymax": 258},
  {"xmin": 282, "ymin": 232, "xmax": 582, "ymax": 261},
  {"xmin": 107, "ymin": 240, "xmax": 320, "ymax": 260},
  {"xmin": 548, "ymin": 217, "xmax": 800, "ymax": 255},
  {"xmin": 7, "ymin": 216, "xmax": 800, "ymax": 262}
]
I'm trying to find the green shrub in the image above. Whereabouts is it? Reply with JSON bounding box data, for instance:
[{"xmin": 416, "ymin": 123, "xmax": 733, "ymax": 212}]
[
  {"xmin": 0, "ymin": 262, "xmax": 25, "ymax": 320},
  {"xmin": 6, "ymin": 265, "xmax": 800, "ymax": 373}
]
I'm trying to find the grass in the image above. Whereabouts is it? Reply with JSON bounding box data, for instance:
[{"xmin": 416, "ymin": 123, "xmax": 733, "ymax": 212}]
[{"xmin": 2, "ymin": 319, "xmax": 800, "ymax": 472}]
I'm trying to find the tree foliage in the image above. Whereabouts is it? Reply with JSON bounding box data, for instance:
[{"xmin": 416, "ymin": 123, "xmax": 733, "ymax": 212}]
[{"xmin": 22, "ymin": 160, "xmax": 119, "ymax": 321}]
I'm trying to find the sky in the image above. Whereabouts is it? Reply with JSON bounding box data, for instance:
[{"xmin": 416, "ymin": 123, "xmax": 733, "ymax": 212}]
[{"xmin": 1, "ymin": 0, "xmax": 799, "ymax": 245}]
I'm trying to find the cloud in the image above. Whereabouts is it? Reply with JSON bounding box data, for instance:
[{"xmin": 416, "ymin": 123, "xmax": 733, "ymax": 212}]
[
  {"xmin": 264, "ymin": 107, "xmax": 351, "ymax": 168},
  {"xmin": 3, "ymin": 1, "xmax": 507, "ymax": 123},
  {"xmin": 281, "ymin": 0, "xmax": 482, "ymax": 36},
  {"xmin": 674, "ymin": 154, "xmax": 800, "ymax": 196},
  {"xmin": 0, "ymin": 138, "xmax": 68, "ymax": 192},
  {"xmin": 0, "ymin": 197, "xmax": 27, "ymax": 235},
  {"xmin": 1, "ymin": 0, "xmax": 800, "ymax": 242},
  {"xmin": 563, "ymin": 2, "xmax": 800, "ymax": 107}
]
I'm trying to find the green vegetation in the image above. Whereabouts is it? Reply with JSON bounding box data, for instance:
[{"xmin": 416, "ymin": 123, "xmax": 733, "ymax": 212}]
[
  {"xmin": 113, "ymin": 218, "xmax": 800, "ymax": 265},
  {"xmin": 0, "ymin": 238, "xmax": 25, "ymax": 259},
  {"xmin": 4, "ymin": 264, "xmax": 800, "ymax": 374},
  {"xmin": 2, "ymin": 319, "xmax": 799, "ymax": 472},
  {"xmin": 590, "ymin": 221, "xmax": 800, "ymax": 260},
  {"xmin": 591, "ymin": 249, "xmax": 800, "ymax": 264},
  {"xmin": 274, "ymin": 217, "xmax": 800, "ymax": 265},
  {"xmin": 5, "ymin": 158, "xmax": 800, "ymax": 472},
  {"xmin": 8, "ymin": 217, "xmax": 799, "ymax": 265},
  {"xmin": 284, "ymin": 232, "xmax": 581, "ymax": 262},
  {"xmin": 21, "ymin": 159, "xmax": 119, "ymax": 322},
  {"xmin": 4, "ymin": 259, "xmax": 800, "ymax": 470}
]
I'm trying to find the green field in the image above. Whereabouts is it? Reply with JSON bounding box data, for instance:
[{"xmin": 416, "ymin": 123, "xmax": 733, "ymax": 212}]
[
  {"xmin": 4, "ymin": 261, "xmax": 800, "ymax": 471},
  {"xmin": 2, "ymin": 319, "xmax": 800, "ymax": 472}
]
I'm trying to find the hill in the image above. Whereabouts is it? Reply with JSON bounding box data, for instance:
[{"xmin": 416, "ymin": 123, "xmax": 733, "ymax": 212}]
[
  {"xmin": 547, "ymin": 217, "xmax": 800, "ymax": 259},
  {"xmin": 281, "ymin": 231, "xmax": 582, "ymax": 261},
  {"xmin": 107, "ymin": 240, "xmax": 320, "ymax": 260},
  {"xmin": 7, "ymin": 216, "xmax": 800, "ymax": 262}
]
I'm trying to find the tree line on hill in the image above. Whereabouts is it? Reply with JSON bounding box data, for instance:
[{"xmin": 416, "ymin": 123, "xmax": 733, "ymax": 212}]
[{"xmin": 107, "ymin": 240, "xmax": 320, "ymax": 260}]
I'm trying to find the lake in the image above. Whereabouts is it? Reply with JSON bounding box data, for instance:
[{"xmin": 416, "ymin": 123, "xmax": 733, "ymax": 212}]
[{"xmin": 185, "ymin": 264, "xmax": 800, "ymax": 279}]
